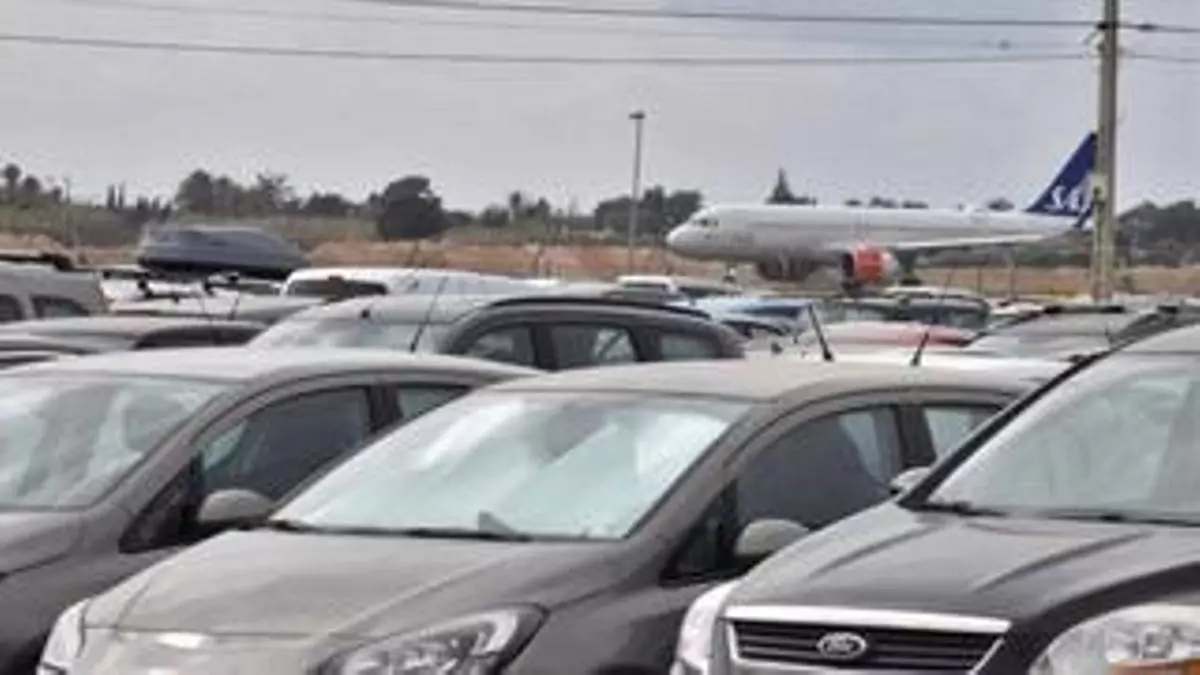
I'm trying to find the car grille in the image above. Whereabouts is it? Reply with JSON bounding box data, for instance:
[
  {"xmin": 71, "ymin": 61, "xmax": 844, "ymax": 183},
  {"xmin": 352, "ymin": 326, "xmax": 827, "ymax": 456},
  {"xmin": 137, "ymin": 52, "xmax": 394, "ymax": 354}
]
[{"xmin": 731, "ymin": 619, "xmax": 1000, "ymax": 672}]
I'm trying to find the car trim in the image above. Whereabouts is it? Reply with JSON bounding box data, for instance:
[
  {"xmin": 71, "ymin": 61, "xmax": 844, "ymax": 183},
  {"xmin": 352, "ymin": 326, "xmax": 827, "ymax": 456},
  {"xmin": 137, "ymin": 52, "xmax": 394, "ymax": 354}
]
[{"xmin": 724, "ymin": 605, "xmax": 1011, "ymax": 634}]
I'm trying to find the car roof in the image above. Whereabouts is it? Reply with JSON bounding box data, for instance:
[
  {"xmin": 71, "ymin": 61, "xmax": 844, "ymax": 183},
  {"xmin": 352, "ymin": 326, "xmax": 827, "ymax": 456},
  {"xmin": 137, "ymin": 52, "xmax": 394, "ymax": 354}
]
[
  {"xmin": 280, "ymin": 293, "xmax": 516, "ymax": 323},
  {"xmin": 1121, "ymin": 322, "xmax": 1200, "ymax": 354},
  {"xmin": 490, "ymin": 359, "xmax": 1030, "ymax": 402},
  {"xmin": 9, "ymin": 346, "xmax": 538, "ymax": 383},
  {"xmin": 0, "ymin": 315, "xmax": 264, "ymax": 336}
]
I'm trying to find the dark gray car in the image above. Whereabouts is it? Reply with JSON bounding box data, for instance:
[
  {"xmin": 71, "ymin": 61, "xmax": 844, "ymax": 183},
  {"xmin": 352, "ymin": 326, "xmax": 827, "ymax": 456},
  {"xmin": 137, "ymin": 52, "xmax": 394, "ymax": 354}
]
[
  {"xmin": 0, "ymin": 348, "xmax": 533, "ymax": 673},
  {"xmin": 250, "ymin": 293, "xmax": 746, "ymax": 370},
  {"xmin": 55, "ymin": 360, "xmax": 1037, "ymax": 674}
]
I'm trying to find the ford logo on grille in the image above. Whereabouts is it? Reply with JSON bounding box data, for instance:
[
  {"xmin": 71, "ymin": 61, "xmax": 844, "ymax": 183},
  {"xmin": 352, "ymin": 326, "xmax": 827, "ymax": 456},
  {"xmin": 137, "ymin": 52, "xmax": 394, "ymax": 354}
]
[{"xmin": 816, "ymin": 631, "xmax": 870, "ymax": 662}]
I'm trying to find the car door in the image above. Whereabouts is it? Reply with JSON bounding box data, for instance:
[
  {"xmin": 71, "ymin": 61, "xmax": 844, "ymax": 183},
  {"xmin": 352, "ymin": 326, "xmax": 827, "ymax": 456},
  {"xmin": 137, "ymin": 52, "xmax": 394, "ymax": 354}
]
[
  {"xmin": 607, "ymin": 392, "xmax": 1010, "ymax": 671},
  {"xmin": 592, "ymin": 398, "xmax": 910, "ymax": 671}
]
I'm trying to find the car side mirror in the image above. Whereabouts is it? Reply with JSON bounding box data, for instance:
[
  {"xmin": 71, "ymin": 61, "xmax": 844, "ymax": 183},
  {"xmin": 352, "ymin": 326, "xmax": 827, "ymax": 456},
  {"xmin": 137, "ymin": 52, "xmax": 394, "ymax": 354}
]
[
  {"xmin": 196, "ymin": 489, "xmax": 274, "ymax": 531},
  {"xmin": 735, "ymin": 519, "xmax": 809, "ymax": 569},
  {"xmin": 889, "ymin": 467, "xmax": 931, "ymax": 495}
]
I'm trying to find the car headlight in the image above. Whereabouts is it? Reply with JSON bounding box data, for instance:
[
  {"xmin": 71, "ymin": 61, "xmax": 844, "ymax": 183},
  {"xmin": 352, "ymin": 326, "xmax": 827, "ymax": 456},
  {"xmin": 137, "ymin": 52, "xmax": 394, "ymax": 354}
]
[
  {"xmin": 671, "ymin": 581, "xmax": 740, "ymax": 675},
  {"xmin": 1032, "ymin": 604, "xmax": 1200, "ymax": 674},
  {"xmin": 38, "ymin": 600, "xmax": 90, "ymax": 674},
  {"xmin": 322, "ymin": 607, "xmax": 544, "ymax": 675}
]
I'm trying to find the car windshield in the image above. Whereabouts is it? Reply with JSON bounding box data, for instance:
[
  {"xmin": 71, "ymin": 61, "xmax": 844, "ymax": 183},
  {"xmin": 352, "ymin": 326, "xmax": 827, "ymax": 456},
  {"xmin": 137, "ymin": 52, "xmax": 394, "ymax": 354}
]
[
  {"xmin": 250, "ymin": 317, "xmax": 448, "ymax": 351},
  {"xmin": 0, "ymin": 375, "xmax": 226, "ymax": 509},
  {"xmin": 276, "ymin": 392, "xmax": 749, "ymax": 540},
  {"xmin": 924, "ymin": 355, "xmax": 1200, "ymax": 523}
]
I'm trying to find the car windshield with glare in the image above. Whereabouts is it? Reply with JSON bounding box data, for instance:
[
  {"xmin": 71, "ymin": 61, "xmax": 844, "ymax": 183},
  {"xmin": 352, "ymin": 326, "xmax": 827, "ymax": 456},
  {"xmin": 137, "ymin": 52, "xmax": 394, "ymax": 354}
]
[
  {"xmin": 0, "ymin": 375, "xmax": 226, "ymax": 509},
  {"xmin": 276, "ymin": 391, "xmax": 749, "ymax": 540},
  {"xmin": 922, "ymin": 354, "xmax": 1200, "ymax": 523}
]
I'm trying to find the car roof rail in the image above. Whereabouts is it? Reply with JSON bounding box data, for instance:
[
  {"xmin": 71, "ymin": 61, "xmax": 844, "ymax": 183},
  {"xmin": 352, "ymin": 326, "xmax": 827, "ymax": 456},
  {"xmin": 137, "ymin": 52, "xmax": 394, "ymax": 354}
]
[
  {"xmin": 484, "ymin": 293, "xmax": 714, "ymax": 319},
  {"xmin": 0, "ymin": 249, "xmax": 76, "ymax": 271}
]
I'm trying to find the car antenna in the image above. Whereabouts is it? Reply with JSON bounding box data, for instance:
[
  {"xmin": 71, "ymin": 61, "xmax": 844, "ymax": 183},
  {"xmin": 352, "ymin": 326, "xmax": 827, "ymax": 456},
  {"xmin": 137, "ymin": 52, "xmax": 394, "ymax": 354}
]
[
  {"xmin": 192, "ymin": 273, "xmax": 221, "ymax": 346},
  {"xmin": 224, "ymin": 272, "xmax": 244, "ymax": 321},
  {"xmin": 806, "ymin": 303, "xmax": 835, "ymax": 363},
  {"xmin": 910, "ymin": 266, "xmax": 959, "ymax": 367},
  {"xmin": 408, "ymin": 272, "xmax": 451, "ymax": 353}
]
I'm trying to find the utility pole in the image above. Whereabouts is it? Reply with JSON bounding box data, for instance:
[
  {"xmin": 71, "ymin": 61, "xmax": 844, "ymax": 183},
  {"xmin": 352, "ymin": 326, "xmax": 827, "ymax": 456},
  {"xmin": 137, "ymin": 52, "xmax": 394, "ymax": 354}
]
[
  {"xmin": 627, "ymin": 110, "xmax": 646, "ymax": 275},
  {"xmin": 1090, "ymin": 0, "xmax": 1120, "ymax": 301}
]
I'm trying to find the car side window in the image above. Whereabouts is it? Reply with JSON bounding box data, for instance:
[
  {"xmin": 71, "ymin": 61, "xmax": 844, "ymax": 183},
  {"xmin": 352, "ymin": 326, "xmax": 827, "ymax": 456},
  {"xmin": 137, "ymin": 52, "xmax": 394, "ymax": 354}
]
[
  {"xmin": 121, "ymin": 388, "xmax": 373, "ymax": 553},
  {"xmin": 462, "ymin": 326, "xmax": 536, "ymax": 367},
  {"xmin": 0, "ymin": 295, "xmax": 21, "ymax": 323},
  {"xmin": 550, "ymin": 324, "xmax": 637, "ymax": 369},
  {"xmin": 198, "ymin": 388, "xmax": 373, "ymax": 501},
  {"xmin": 658, "ymin": 332, "xmax": 722, "ymax": 361},
  {"xmin": 393, "ymin": 385, "xmax": 468, "ymax": 421},
  {"xmin": 665, "ymin": 406, "xmax": 904, "ymax": 582},
  {"xmin": 922, "ymin": 405, "xmax": 1000, "ymax": 458},
  {"xmin": 32, "ymin": 296, "xmax": 90, "ymax": 318},
  {"xmin": 737, "ymin": 407, "xmax": 903, "ymax": 531}
]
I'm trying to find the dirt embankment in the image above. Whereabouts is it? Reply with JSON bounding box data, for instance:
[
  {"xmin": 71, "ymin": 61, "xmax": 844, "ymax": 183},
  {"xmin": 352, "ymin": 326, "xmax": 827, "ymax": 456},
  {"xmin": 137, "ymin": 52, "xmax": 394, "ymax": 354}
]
[{"xmin": 6, "ymin": 232, "xmax": 1200, "ymax": 297}]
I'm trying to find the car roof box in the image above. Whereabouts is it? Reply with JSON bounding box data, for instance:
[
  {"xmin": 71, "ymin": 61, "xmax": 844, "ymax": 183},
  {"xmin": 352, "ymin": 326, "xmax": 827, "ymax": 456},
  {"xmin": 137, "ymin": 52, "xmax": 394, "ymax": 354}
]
[{"xmin": 135, "ymin": 224, "xmax": 309, "ymax": 281}]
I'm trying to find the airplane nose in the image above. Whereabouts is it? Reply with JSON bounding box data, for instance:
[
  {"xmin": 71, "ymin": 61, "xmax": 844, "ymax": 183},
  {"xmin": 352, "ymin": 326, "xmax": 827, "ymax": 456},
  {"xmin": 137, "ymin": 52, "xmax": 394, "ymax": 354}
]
[{"xmin": 666, "ymin": 225, "xmax": 689, "ymax": 250}]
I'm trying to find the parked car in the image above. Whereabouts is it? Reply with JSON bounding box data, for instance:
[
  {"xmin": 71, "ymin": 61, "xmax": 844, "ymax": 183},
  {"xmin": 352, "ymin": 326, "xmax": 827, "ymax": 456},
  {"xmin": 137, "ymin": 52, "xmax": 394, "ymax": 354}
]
[
  {"xmin": 110, "ymin": 293, "xmax": 321, "ymax": 325},
  {"xmin": 0, "ymin": 316, "xmax": 264, "ymax": 355},
  {"xmin": 616, "ymin": 274, "xmax": 743, "ymax": 301},
  {"xmin": 281, "ymin": 267, "xmax": 537, "ymax": 299},
  {"xmin": 0, "ymin": 347, "xmax": 533, "ymax": 672},
  {"xmin": 966, "ymin": 301, "xmax": 1200, "ymax": 360},
  {"xmin": 686, "ymin": 321, "xmax": 1200, "ymax": 675},
  {"xmin": 786, "ymin": 345, "xmax": 1070, "ymax": 385},
  {"xmin": 825, "ymin": 295, "xmax": 991, "ymax": 332},
  {"xmin": 788, "ymin": 321, "xmax": 978, "ymax": 354},
  {"xmin": 0, "ymin": 251, "xmax": 107, "ymax": 322},
  {"xmin": 250, "ymin": 293, "xmax": 746, "ymax": 370},
  {"xmin": 50, "ymin": 360, "xmax": 1039, "ymax": 674}
]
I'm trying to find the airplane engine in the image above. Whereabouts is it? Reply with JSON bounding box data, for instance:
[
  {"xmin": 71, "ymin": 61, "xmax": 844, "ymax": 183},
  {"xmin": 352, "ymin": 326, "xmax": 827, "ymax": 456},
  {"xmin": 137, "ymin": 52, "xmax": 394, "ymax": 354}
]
[
  {"xmin": 840, "ymin": 246, "xmax": 902, "ymax": 286},
  {"xmin": 755, "ymin": 258, "xmax": 821, "ymax": 283}
]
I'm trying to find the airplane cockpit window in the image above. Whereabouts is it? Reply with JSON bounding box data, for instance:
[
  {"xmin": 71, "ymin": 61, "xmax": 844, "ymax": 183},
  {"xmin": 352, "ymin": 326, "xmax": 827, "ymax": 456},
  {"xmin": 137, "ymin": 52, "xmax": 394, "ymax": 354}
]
[{"xmin": 693, "ymin": 218, "xmax": 718, "ymax": 229}]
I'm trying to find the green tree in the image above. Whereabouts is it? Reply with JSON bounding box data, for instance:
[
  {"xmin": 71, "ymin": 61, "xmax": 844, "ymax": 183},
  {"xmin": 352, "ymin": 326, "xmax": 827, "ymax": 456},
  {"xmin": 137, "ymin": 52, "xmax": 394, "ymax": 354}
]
[
  {"xmin": 376, "ymin": 175, "xmax": 447, "ymax": 241},
  {"xmin": 986, "ymin": 197, "xmax": 1015, "ymax": 212},
  {"xmin": 480, "ymin": 206, "xmax": 510, "ymax": 229},
  {"xmin": 176, "ymin": 170, "xmax": 216, "ymax": 214},
  {"xmin": 2, "ymin": 164, "xmax": 21, "ymax": 202},
  {"xmin": 17, "ymin": 175, "xmax": 41, "ymax": 208},
  {"xmin": 767, "ymin": 168, "xmax": 798, "ymax": 204}
]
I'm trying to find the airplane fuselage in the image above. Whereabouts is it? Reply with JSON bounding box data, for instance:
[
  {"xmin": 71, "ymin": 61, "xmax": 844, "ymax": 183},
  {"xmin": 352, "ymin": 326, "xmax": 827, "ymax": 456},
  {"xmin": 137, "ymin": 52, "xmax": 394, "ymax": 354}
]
[{"xmin": 665, "ymin": 204, "xmax": 1073, "ymax": 264}]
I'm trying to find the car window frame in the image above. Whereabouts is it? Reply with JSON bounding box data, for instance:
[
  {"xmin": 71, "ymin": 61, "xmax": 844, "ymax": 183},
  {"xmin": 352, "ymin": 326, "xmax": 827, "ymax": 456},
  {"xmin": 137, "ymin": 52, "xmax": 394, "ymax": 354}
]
[
  {"xmin": 660, "ymin": 398, "xmax": 909, "ymax": 585},
  {"xmin": 0, "ymin": 294, "xmax": 24, "ymax": 322},
  {"xmin": 656, "ymin": 386, "xmax": 1019, "ymax": 586},
  {"xmin": 115, "ymin": 374, "xmax": 393, "ymax": 553},
  {"xmin": 32, "ymin": 295, "xmax": 92, "ymax": 319}
]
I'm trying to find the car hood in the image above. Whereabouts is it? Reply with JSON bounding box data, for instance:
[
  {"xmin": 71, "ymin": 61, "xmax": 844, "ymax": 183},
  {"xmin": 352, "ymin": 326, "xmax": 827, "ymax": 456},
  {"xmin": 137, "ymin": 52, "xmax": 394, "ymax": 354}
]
[
  {"xmin": 731, "ymin": 504, "xmax": 1200, "ymax": 622},
  {"xmin": 89, "ymin": 529, "xmax": 621, "ymax": 639},
  {"xmin": 0, "ymin": 510, "xmax": 81, "ymax": 573}
]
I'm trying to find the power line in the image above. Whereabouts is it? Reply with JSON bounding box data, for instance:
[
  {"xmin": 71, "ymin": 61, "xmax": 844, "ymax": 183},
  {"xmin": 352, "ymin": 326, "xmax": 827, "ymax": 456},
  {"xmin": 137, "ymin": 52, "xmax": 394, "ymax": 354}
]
[
  {"xmin": 63, "ymin": 0, "xmax": 1079, "ymax": 50},
  {"xmin": 0, "ymin": 32, "xmax": 1095, "ymax": 67},
  {"xmin": 355, "ymin": 0, "xmax": 1103, "ymax": 29}
]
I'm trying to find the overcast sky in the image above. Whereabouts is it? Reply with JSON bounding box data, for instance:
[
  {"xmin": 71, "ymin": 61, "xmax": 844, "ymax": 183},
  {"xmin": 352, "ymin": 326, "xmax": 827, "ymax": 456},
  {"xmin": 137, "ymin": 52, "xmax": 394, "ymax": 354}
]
[{"xmin": 3, "ymin": 0, "xmax": 1199, "ymax": 211}]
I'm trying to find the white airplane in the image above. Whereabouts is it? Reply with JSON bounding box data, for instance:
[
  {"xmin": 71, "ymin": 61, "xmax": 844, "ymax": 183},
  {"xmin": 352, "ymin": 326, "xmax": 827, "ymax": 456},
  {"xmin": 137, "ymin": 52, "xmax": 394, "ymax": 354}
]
[{"xmin": 665, "ymin": 133, "xmax": 1097, "ymax": 286}]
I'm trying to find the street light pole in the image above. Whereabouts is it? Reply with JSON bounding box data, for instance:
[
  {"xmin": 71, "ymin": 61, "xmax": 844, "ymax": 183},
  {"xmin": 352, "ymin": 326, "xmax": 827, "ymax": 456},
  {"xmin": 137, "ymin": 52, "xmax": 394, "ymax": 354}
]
[
  {"xmin": 1090, "ymin": 0, "xmax": 1120, "ymax": 301},
  {"xmin": 627, "ymin": 110, "xmax": 646, "ymax": 275}
]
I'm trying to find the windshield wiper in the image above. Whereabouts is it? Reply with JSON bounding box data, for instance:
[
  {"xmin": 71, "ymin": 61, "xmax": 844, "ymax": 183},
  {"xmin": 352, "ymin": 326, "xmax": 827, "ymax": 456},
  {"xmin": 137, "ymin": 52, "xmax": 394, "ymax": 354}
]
[
  {"xmin": 1035, "ymin": 508, "xmax": 1200, "ymax": 528},
  {"xmin": 394, "ymin": 526, "xmax": 533, "ymax": 543},
  {"xmin": 915, "ymin": 500, "xmax": 1010, "ymax": 517},
  {"xmin": 258, "ymin": 519, "xmax": 410, "ymax": 537}
]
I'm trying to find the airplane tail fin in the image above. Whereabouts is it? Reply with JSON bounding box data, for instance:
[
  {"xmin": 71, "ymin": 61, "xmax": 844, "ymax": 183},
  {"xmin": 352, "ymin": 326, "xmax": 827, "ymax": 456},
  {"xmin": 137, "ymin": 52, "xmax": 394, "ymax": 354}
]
[{"xmin": 1024, "ymin": 132, "xmax": 1097, "ymax": 227}]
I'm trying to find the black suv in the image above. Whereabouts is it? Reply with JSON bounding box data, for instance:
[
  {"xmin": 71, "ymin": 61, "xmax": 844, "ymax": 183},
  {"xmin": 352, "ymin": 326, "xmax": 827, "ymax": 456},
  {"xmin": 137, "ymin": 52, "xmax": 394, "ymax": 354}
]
[
  {"xmin": 249, "ymin": 293, "xmax": 745, "ymax": 370},
  {"xmin": 696, "ymin": 322, "xmax": 1200, "ymax": 675}
]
